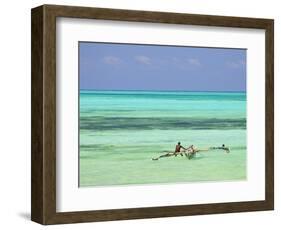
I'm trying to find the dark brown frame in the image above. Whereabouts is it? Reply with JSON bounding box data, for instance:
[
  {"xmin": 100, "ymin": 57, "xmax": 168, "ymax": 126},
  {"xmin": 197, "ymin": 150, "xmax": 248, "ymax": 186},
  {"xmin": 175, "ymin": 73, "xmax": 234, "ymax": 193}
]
[{"xmin": 31, "ymin": 4, "xmax": 274, "ymax": 225}]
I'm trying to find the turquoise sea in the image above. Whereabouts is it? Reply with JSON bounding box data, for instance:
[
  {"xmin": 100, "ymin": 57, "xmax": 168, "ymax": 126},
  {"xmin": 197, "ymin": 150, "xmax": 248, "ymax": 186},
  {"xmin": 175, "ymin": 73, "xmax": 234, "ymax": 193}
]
[{"xmin": 79, "ymin": 90, "xmax": 246, "ymax": 187}]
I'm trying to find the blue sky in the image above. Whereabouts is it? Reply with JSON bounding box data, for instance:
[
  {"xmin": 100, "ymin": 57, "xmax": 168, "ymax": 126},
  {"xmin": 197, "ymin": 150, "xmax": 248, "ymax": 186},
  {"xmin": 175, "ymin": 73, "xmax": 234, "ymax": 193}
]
[{"xmin": 79, "ymin": 42, "xmax": 246, "ymax": 91}]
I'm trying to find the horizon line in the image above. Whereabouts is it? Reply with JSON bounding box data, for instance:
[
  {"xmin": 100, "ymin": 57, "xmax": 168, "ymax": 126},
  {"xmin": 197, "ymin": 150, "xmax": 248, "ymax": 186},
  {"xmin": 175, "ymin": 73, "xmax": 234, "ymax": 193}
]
[{"xmin": 80, "ymin": 89, "xmax": 246, "ymax": 93}]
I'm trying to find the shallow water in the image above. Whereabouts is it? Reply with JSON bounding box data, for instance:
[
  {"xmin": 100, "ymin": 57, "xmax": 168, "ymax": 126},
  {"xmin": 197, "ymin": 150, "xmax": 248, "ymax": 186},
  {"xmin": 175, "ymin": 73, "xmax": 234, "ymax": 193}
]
[{"xmin": 79, "ymin": 91, "xmax": 246, "ymax": 187}]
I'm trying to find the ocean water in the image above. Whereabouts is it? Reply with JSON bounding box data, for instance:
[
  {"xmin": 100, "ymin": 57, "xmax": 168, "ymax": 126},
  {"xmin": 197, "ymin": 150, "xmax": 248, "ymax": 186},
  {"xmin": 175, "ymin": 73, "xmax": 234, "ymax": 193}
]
[{"xmin": 79, "ymin": 90, "xmax": 246, "ymax": 187}]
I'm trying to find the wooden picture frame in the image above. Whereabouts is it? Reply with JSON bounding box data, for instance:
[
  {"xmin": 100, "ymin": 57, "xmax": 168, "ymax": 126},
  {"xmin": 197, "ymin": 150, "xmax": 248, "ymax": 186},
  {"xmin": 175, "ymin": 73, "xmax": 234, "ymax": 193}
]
[{"xmin": 31, "ymin": 4, "xmax": 274, "ymax": 225}]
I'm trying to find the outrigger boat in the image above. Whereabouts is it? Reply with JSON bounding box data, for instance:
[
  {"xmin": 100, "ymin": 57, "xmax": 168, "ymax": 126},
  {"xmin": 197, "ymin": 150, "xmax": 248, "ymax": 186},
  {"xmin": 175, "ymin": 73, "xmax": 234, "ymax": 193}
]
[{"xmin": 152, "ymin": 145, "xmax": 230, "ymax": 161}]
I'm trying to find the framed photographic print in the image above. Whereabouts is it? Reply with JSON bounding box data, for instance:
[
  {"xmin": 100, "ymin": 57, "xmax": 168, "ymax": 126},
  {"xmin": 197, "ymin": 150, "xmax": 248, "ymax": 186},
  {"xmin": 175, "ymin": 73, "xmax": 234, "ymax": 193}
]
[{"xmin": 31, "ymin": 4, "xmax": 274, "ymax": 225}]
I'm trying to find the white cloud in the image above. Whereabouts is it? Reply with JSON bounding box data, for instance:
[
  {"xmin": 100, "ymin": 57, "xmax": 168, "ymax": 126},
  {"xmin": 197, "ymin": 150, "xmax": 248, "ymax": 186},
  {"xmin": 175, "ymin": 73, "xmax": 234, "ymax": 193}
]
[
  {"xmin": 102, "ymin": 56, "xmax": 122, "ymax": 65},
  {"xmin": 187, "ymin": 58, "xmax": 201, "ymax": 66},
  {"xmin": 135, "ymin": 55, "xmax": 151, "ymax": 65},
  {"xmin": 172, "ymin": 57, "xmax": 201, "ymax": 69},
  {"xmin": 226, "ymin": 60, "xmax": 245, "ymax": 69}
]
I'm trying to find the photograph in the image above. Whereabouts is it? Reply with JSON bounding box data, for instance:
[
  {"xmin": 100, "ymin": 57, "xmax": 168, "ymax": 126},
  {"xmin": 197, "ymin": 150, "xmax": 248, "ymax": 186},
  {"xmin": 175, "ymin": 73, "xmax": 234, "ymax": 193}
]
[
  {"xmin": 79, "ymin": 42, "xmax": 247, "ymax": 187},
  {"xmin": 30, "ymin": 4, "xmax": 274, "ymax": 224},
  {"xmin": 29, "ymin": 3, "xmax": 274, "ymax": 224}
]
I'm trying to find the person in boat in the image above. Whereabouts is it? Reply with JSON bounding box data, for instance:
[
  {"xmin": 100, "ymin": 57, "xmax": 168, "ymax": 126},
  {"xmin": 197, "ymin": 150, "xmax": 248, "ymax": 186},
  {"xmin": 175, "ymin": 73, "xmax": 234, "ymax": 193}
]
[
  {"xmin": 174, "ymin": 142, "xmax": 186, "ymax": 156},
  {"xmin": 152, "ymin": 142, "xmax": 186, "ymax": 160},
  {"xmin": 153, "ymin": 144, "xmax": 203, "ymax": 160},
  {"xmin": 210, "ymin": 144, "xmax": 230, "ymax": 153}
]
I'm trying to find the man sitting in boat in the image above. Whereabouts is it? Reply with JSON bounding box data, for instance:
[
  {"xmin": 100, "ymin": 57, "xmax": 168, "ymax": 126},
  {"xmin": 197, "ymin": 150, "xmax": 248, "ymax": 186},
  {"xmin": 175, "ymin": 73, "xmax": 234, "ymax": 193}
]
[
  {"xmin": 174, "ymin": 142, "xmax": 186, "ymax": 156},
  {"xmin": 152, "ymin": 142, "xmax": 186, "ymax": 160}
]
